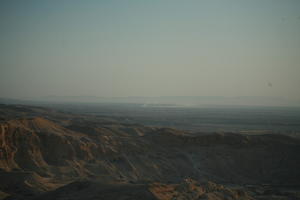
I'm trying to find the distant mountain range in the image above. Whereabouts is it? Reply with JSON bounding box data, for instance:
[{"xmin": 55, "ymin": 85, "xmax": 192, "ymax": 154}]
[{"xmin": 1, "ymin": 95, "xmax": 299, "ymax": 107}]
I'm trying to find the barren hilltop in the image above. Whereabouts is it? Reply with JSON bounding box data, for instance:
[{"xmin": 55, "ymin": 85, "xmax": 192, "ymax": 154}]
[{"xmin": 0, "ymin": 104, "xmax": 299, "ymax": 200}]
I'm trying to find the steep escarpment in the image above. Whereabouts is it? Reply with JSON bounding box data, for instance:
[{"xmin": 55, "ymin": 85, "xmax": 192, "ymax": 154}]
[
  {"xmin": 0, "ymin": 117, "xmax": 96, "ymax": 173},
  {"xmin": 0, "ymin": 109, "xmax": 299, "ymax": 199}
]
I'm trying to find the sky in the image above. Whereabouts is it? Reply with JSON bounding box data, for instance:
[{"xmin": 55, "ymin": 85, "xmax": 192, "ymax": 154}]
[{"xmin": 0, "ymin": 0, "xmax": 300, "ymax": 103}]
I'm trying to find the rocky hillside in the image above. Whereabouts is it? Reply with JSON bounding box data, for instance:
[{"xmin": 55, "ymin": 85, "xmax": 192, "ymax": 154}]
[
  {"xmin": 0, "ymin": 104, "xmax": 300, "ymax": 199},
  {"xmin": 31, "ymin": 179, "xmax": 255, "ymax": 200}
]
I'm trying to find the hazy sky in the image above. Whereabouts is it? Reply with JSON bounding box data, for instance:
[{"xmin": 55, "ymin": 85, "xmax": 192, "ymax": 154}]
[{"xmin": 1, "ymin": 0, "xmax": 300, "ymax": 100}]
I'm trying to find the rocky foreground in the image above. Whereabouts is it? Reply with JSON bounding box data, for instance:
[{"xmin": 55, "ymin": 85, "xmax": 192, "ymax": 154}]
[{"xmin": 0, "ymin": 104, "xmax": 300, "ymax": 199}]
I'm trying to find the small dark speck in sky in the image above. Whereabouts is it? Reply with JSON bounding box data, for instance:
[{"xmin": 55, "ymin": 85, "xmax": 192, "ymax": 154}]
[{"xmin": 267, "ymin": 82, "xmax": 273, "ymax": 87}]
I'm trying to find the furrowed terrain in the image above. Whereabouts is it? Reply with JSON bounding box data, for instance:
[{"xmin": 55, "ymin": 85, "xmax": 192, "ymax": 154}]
[{"xmin": 0, "ymin": 104, "xmax": 300, "ymax": 200}]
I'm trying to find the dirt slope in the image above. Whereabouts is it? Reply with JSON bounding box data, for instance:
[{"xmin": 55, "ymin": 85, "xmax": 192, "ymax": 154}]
[
  {"xmin": 0, "ymin": 105, "xmax": 300, "ymax": 199},
  {"xmin": 29, "ymin": 179, "xmax": 254, "ymax": 200}
]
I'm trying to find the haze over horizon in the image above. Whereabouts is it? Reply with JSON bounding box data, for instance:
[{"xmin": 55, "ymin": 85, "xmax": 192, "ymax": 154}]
[{"xmin": 1, "ymin": 0, "xmax": 300, "ymax": 105}]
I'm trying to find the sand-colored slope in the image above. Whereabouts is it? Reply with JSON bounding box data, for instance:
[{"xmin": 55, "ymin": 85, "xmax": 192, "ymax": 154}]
[{"xmin": 0, "ymin": 110, "xmax": 299, "ymax": 199}]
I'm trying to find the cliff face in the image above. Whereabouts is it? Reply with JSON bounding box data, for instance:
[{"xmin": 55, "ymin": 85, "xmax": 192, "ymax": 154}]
[
  {"xmin": 1, "ymin": 117, "xmax": 300, "ymax": 185},
  {"xmin": 0, "ymin": 117, "xmax": 100, "ymax": 180},
  {"xmin": 0, "ymin": 105, "xmax": 300, "ymax": 199}
]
